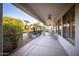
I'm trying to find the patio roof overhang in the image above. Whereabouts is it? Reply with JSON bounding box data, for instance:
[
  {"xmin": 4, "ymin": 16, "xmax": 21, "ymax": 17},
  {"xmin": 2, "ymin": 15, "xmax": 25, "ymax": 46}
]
[{"xmin": 12, "ymin": 3, "xmax": 74, "ymax": 26}]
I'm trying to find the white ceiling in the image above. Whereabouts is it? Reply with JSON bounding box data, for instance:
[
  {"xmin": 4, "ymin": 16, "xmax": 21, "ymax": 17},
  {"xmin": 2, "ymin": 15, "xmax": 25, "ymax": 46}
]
[
  {"xmin": 27, "ymin": 3, "xmax": 73, "ymax": 25},
  {"xmin": 14, "ymin": 3, "xmax": 73, "ymax": 25}
]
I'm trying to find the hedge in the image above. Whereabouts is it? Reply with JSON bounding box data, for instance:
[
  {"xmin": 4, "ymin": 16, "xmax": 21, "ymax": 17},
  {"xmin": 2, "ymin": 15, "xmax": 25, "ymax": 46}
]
[{"xmin": 3, "ymin": 17, "xmax": 23, "ymax": 55}]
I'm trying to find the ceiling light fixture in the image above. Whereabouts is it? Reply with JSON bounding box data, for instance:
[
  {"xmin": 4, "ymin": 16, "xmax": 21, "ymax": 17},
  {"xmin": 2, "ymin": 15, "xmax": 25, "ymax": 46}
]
[{"xmin": 48, "ymin": 14, "xmax": 51, "ymax": 20}]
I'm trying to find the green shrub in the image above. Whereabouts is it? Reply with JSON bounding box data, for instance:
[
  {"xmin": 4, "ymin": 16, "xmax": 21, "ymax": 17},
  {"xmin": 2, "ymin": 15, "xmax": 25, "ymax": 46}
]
[
  {"xmin": 3, "ymin": 17, "xmax": 23, "ymax": 54},
  {"xmin": 43, "ymin": 29, "xmax": 48, "ymax": 32}
]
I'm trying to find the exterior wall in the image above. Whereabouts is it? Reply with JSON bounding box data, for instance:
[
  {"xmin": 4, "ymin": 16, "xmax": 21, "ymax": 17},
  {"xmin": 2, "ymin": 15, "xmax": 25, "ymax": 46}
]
[
  {"xmin": 57, "ymin": 4, "xmax": 79, "ymax": 56},
  {"xmin": 75, "ymin": 4, "xmax": 79, "ymax": 55},
  {"xmin": 58, "ymin": 35, "xmax": 77, "ymax": 55}
]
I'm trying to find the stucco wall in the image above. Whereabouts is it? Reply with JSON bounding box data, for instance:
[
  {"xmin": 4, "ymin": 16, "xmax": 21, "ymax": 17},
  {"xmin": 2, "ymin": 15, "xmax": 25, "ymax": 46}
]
[
  {"xmin": 75, "ymin": 4, "xmax": 79, "ymax": 55},
  {"xmin": 58, "ymin": 35, "xmax": 77, "ymax": 55}
]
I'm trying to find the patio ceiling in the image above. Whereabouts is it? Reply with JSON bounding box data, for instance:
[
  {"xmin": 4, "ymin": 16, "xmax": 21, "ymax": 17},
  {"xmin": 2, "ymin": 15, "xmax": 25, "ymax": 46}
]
[{"xmin": 13, "ymin": 3, "xmax": 73, "ymax": 25}]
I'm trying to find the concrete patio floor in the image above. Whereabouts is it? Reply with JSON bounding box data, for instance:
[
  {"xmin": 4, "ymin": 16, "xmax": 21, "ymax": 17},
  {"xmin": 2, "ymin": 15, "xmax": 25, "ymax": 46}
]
[{"xmin": 11, "ymin": 32, "xmax": 68, "ymax": 56}]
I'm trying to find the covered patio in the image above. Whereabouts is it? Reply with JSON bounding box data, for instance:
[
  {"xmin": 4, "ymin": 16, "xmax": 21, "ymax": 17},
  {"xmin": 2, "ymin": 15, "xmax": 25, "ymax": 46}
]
[
  {"xmin": 11, "ymin": 32, "xmax": 68, "ymax": 56},
  {"xmin": 4, "ymin": 3, "xmax": 79, "ymax": 56}
]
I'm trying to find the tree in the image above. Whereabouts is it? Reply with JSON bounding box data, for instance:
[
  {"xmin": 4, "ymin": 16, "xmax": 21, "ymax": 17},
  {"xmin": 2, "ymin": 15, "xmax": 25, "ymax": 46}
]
[{"xmin": 3, "ymin": 17, "xmax": 25, "ymax": 32}]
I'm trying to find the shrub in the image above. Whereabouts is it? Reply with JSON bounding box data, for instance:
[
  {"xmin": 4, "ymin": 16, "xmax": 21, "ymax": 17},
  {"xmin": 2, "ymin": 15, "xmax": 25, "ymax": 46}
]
[{"xmin": 3, "ymin": 17, "xmax": 24, "ymax": 54}]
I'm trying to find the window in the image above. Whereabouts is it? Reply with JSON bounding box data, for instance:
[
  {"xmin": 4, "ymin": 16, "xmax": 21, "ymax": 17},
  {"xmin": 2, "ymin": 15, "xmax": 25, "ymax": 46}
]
[
  {"xmin": 63, "ymin": 14, "xmax": 67, "ymax": 39},
  {"xmin": 53, "ymin": 5, "xmax": 75, "ymax": 45},
  {"xmin": 56, "ymin": 22, "xmax": 58, "ymax": 33},
  {"xmin": 53, "ymin": 24, "xmax": 57, "ymax": 33},
  {"xmin": 63, "ymin": 5, "xmax": 75, "ymax": 45},
  {"xmin": 70, "ymin": 5, "xmax": 75, "ymax": 42},
  {"xmin": 58, "ymin": 19, "xmax": 62, "ymax": 35}
]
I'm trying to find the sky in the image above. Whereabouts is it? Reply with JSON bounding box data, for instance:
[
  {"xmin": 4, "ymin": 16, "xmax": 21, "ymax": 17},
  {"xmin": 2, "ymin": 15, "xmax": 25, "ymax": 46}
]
[{"xmin": 3, "ymin": 3, "xmax": 38, "ymax": 24}]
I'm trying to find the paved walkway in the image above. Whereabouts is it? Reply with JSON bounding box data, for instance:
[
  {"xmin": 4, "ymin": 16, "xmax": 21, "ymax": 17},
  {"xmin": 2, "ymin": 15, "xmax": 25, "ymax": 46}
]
[{"xmin": 11, "ymin": 32, "xmax": 68, "ymax": 56}]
